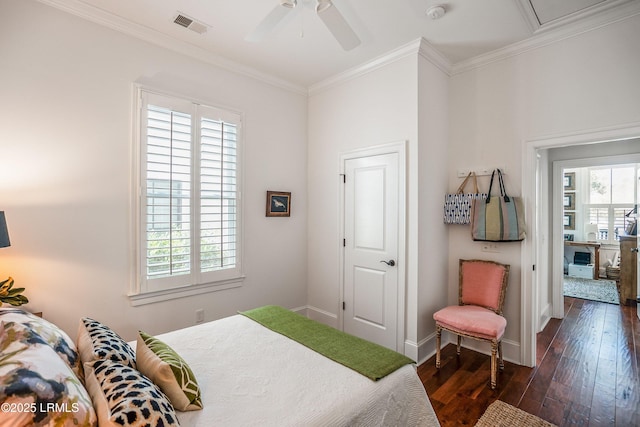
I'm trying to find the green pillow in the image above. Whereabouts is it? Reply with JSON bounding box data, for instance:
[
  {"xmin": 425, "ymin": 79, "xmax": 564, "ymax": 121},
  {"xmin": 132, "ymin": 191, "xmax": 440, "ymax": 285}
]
[{"xmin": 136, "ymin": 331, "xmax": 203, "ymax": 411}]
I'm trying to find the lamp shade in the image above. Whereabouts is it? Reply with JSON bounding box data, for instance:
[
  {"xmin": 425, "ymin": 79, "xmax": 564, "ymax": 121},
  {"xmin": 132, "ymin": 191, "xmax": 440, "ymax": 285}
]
[
  {"xmin": 0, "ymin": 211, "xmax": 10, "ymax": 248},
  {"xmin": 584, "ymin": 223, "xmax": 598, "ymax": 241}
]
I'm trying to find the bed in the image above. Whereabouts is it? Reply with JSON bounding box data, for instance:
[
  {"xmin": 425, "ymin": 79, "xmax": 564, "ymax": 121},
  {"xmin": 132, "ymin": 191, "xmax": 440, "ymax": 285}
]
[{"xmin": 0, "ymin": 306, "xmax": 440, "ymax": 426}]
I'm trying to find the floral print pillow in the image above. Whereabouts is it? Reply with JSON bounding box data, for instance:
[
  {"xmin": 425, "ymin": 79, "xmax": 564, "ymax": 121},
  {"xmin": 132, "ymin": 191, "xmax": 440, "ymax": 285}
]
[
  {"xmin": 0, "ymin": 308, "xmax": 81, "ymax": 378},
  {"xmin": 0, "ymin": 320, "xmax": 97, "ymax": 426}
]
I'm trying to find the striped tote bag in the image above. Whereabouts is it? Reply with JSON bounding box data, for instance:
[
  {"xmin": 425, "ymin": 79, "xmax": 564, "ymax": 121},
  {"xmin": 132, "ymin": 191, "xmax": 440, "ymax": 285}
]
[{"xmin": 470, "ymin": 169, "xmax": 526, "ymax": 241}]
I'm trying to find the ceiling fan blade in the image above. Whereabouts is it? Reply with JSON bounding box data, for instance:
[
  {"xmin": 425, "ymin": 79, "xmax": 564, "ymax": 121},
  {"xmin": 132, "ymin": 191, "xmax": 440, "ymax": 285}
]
[
  {"xmin": 246, "ymin": 3, "xmax": 296, "ymax": 42},
  {"xmin": 316, "ymin": 1, "xmax": 360, "ymax": 51}
]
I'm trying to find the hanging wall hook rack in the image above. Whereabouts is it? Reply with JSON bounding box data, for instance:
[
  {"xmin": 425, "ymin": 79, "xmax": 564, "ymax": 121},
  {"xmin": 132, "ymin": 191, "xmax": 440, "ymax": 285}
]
[{"xmin": 456, "ymin": 167, "xmax": 507, "ymax": 178}]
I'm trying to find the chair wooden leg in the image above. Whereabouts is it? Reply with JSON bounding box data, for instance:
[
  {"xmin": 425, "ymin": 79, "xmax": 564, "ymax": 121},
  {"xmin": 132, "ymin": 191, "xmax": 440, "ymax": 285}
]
[
  {"xmin": 498, "ymin": 341, "xmax": 504, "ymax": 371},
  {"xmin": 490, "ymin": 341, "xmax": 498, "ymax": 389},
  {"xmin": 456, "ymin": 335, "xmax": 462, "ymax": 355},
  {"xmin": 435, "ymin": 326, "xmax": 442, "ymax": 369}
]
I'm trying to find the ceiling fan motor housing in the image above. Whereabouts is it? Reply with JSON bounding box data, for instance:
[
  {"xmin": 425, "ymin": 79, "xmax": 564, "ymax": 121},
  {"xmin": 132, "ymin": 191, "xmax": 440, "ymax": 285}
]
[
  {"xmin": 251, "ymin": 0, "xmax": 359, "ymax": 51},
  {"xmin": 280, "ymin": 0, "xmax": 297, "ymax": 8},
  {"xmin": 317, "ymin": 0, "xmax": 332, "ymax": 13}
]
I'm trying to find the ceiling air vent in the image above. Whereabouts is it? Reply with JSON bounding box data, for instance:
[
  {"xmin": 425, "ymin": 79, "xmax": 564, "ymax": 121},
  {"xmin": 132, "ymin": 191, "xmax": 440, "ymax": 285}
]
[{"xmin": 173, "ymin": 13, "xmax": 208, "ymax": 34}]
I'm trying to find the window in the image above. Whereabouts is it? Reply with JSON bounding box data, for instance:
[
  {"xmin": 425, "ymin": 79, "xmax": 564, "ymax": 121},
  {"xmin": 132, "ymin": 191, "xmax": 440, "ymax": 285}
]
[
  {"xmin": 133, "ymin": 89, "xmax": 243, "ymax": 300},
  {"xmin": 583, "ymin": 165, "xmax": 637, "ymax": 244}
]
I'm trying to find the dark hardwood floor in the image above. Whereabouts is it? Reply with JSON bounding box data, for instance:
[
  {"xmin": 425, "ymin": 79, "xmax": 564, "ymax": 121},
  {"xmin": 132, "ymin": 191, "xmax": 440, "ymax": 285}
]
[{"xmin": 417, "ymin": 297, "xmax": 640, "ymax": 426}]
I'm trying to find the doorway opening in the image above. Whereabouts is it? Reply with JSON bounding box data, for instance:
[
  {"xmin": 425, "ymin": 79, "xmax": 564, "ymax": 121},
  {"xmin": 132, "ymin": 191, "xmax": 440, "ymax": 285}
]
[
  {"xmin": 554, "ymin": 158, "xmax": 640, "ymax": 310},
  {"xmin": 522, "ymin": 127, "xmax": 640, "ymax": 368}
]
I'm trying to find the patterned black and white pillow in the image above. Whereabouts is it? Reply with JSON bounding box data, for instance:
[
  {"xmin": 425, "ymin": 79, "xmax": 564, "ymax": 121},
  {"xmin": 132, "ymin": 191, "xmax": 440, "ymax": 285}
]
[
  {"xmin": 77, "ymin": 317, "xmax": 136, "ymax": 368},
  {"xmin": 84, "ymin": 359, "xmax": 179, "ymax": 427}
]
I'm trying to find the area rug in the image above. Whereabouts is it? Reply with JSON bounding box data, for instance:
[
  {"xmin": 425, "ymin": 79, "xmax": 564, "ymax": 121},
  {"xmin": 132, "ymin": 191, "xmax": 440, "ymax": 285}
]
[
  {"xmin": 475, "ymin": 400, "xmax": 556, "ymax": 427},
  {"xmin": 563, "ymin": 276, "xmax": 619, "ymax": 305}
]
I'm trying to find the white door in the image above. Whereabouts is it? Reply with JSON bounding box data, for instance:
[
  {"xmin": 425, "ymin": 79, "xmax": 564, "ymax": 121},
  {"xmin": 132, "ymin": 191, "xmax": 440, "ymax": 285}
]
[{"xmin": 343, "ymin": 152, "xmax": 400, "ymax": 350}]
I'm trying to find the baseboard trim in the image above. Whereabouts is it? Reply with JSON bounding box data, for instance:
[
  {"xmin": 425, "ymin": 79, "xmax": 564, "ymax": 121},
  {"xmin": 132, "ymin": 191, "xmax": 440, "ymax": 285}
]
[
  {"xmin": 538, "ymin": 303, "xmax": 552, "ymax": 333},
  {"xmin": 435, "ymin": 331, "xmax": 522, "ymax": 365},
  {"xmin": 305, "ymin": 305, "xmax": 339, "ymax": 328},
  {"xmin": 407, "ymin": 332, "xmax": 439, "ymax": 366}
]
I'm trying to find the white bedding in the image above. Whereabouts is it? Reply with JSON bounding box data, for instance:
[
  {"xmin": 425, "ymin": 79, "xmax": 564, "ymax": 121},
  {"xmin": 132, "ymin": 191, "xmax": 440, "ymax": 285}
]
[{"xmin": 139, "ymin": 314, "xmax": 440, "ymax": 426}]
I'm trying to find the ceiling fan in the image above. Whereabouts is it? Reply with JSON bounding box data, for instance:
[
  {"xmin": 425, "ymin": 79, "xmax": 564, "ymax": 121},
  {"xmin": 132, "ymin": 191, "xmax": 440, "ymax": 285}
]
[{"xmin": 247, "ymin": 0, "xmax": 361, "ymax": 51}]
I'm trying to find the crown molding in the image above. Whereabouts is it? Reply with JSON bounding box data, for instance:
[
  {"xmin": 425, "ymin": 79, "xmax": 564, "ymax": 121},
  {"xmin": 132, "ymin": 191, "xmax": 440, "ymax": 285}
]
[
  {"xmin": 417, "ymin": 38, "xmax": 452, "ymax": 77},
  {"xmin": 35, "ymin": 0, "xmax": 640, "ymax": 94},
  {"xmin": 308, "ymin": 39, "xmax": 422, "ymax": 95},
  {"xmin": 38, "ymin": 0, "xmax": 451, "ymax": 97},
  {"xmin": 308, "ymin": 38, "xmax": 451, "ymax": 96},
  {"xmin": 36, "ymin": 0, "xmax": 308, "ymax": 95},
  {"xmin": 452, "ymin": 0, "xmax": 640, "ymax": 75}
]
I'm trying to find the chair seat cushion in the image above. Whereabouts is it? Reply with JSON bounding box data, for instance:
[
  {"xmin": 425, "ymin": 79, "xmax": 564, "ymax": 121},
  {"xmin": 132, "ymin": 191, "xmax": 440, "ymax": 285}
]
[{"xmin": 433, "ymin": 305, "xmax": 506, "ymax": 340}]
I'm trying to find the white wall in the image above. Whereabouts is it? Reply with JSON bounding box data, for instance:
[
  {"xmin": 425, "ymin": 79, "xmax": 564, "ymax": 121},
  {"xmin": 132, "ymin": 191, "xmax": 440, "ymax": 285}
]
[
  {"xmin": 307, "ymin": 55, "xmax": 419, "ymax": 326},
  {"xmin": 307, "ymin": 43, "xmax": 449, "ymax": 361},
  {"xmin": 416, "ymin": 55, "xmax": 449, "ymax": 356},
  {"xmin": 449, "ymin": 13, "xmax": 640, "ymax": 362},
  {"xmin": 0, "ymin": 0, "xmax": 308, "ymax": 340}
]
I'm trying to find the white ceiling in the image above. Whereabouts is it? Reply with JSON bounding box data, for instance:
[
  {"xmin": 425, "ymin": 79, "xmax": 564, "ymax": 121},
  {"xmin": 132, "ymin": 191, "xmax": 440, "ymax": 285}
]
[{"xmin": 40, "ymin": 0, "xmax": 639, "ymax": 89}]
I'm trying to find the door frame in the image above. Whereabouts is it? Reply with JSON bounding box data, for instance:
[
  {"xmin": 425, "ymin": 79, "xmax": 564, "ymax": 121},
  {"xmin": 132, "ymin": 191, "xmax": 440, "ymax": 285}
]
[
  {"xmin": 339, "ymin": 141, "xmax": 407, "ymax": 352},
  {"xmin": 522, "ymin": 122, "xmax": 640, "ymax": 367}
]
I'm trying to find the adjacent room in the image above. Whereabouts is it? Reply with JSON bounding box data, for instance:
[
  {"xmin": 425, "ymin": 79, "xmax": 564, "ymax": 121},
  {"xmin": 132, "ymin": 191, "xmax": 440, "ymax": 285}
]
[
  {"xmin": 561, "ymin": 161, "xmax": 639, "ymax": 305},
  {"xmin": 1, "ymin": 0, "xmax": 639, "ymax": 425}
]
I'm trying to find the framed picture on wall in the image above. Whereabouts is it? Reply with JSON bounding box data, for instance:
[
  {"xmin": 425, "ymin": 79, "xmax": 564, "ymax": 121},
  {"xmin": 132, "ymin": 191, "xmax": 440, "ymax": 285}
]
[
  {"xmin": 563, "ymin": 193, "xmax": 575, "ymax": 210},
  {"xmin": 564, "ymin": 212, "xmax": 575, "ymax": 230},
  {"xmin": 564, "ymin": 172, "xmax": 575, "ymax": 190},
  {"xmin": 266, "ymin": 191, "xmax": 291, "ymax": 217}
]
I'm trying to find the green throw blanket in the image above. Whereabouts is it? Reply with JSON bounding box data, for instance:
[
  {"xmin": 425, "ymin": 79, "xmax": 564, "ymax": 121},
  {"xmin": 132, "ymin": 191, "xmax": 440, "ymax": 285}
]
[{"xmin": 240, "ymin": 305, "xmax": 415, "ymax": 381}]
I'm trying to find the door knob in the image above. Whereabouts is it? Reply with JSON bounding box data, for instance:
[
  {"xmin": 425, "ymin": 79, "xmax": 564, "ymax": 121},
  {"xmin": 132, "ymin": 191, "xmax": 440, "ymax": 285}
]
[
  {"xmin": 631, "ymin": 247, "xmax": 639, "ymax": 253},
  {"xmin": 380, "ymin": 260, "xmax": 396, "ymax": 267}
]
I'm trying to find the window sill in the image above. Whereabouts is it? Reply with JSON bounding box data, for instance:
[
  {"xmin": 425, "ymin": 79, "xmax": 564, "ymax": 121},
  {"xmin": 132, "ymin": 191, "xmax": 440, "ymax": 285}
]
[{"xmin": 128, "ymin": 276, "xmax": 245, "ymax": 307}]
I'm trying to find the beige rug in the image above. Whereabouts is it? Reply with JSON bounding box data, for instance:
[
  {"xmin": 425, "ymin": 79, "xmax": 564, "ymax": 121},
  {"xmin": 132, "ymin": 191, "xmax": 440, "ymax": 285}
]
[
  {"xmin": 475, "ymin": 400, "xmax": 557, "ymax": 427},
  {"xmin": 563, "ymin": 276, "xmax": 619, "ymax": 305}
]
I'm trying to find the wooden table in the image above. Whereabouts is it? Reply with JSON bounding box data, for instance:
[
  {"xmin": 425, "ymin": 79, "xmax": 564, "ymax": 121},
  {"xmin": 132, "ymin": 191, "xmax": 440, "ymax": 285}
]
[{"xmin": 564, "ymin": 241, "xmax": 600, "ymax": 279}]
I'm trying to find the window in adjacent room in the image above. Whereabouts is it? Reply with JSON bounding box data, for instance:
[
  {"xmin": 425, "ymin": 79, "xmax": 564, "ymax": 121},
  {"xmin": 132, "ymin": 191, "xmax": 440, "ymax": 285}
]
[
  {"xmin": 583, "ymin": 164, "xmax": 638, "ymax": 244},
  {"xmin": 132, "ymin": 88, "xmax": 243, "ymax": 302}
]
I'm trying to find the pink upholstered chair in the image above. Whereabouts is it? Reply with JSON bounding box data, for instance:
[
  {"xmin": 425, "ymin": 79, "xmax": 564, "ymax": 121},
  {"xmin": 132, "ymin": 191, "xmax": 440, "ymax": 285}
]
[{"xmin": 433, "ymin": 259, "xmax": 510, "ymax": 389}]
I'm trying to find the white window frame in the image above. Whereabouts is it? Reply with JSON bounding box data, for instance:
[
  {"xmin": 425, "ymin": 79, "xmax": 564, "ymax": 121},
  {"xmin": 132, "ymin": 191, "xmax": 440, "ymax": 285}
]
[
  {"xmin": 130, "ymin": 87, "xmax": 244, "ymax": 306},
  {"xmin": 582, "ymin": 164, "xmax": 638, "ymax": 245}
]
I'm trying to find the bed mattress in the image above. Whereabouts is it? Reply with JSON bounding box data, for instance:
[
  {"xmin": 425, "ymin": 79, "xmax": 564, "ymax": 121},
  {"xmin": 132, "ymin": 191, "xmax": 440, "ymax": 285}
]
[{"xmin": 138, "ymin": 314, "xmax": 440, "ymax": 426}]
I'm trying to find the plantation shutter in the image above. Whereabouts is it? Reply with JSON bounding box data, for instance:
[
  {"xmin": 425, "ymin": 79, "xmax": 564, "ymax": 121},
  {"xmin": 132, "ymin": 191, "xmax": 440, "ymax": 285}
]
[
  {"xmin": 585, "ymin": 166, "xmax": 636, "ymax": 244},
  {"xmin": 145, "ymin": 102, "xmax": 192, "ymax": 287},
  {"xmin": 139, "ymin": 91, "xmax": 242, "ymax": 293},
  {"xmin": 586, "ymin": 207, "xmax": 608, "ymax": 240},
  {"xmin": 199, "ymin": 106, "xmax": 239, "ymax": 278}
]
